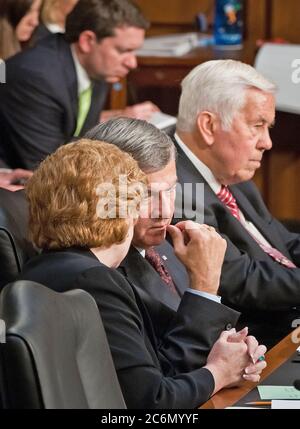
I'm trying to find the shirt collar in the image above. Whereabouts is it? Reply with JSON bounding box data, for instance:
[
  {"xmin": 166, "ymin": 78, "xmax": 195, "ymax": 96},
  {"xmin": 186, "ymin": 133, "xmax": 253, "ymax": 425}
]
[
  {"xmin": 174, "ymin": 133, "xmax": 222, "ymax": 194},
  {"xmin": 45, "ymin": 23, "xmax": 65, "ymax": 34},
  {"xmin": 134, "ymin": 246, "xmax": 146, "ymax": 258},
  {"xmin": 71, "ymin": 45, "xmax": 91, "ymax": 95}
]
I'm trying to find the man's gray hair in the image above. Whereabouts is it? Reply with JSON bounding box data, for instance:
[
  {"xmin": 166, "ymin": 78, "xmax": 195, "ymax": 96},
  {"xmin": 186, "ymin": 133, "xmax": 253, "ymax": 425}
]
[
  {"xmin": 177, "ymin": 59, "xmax": 276, "ymax": 132},
  {"xmin": 85, "ymin": 117, "xmax": 176, "ymax": 173}
]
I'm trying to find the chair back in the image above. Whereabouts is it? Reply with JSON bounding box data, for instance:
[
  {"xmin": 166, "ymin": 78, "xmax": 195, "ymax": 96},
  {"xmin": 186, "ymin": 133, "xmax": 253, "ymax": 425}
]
[
  {"xmin": 0, "ymin": 189, "xmax": 37, "ymax": 290},
  {"xmin": 0, "ymin": 281, "xmax": 126, "ymax": 409}
]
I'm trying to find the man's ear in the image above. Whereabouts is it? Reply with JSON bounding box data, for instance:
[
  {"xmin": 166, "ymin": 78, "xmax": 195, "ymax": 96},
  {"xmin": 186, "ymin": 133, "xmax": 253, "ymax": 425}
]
[
  {"xmin": 77, "ymin": 31, "xmax": 98, "ymax": 54},
  {"xmin": 196, "ymin": 111, "xmax": 218, "ymax": 146}
]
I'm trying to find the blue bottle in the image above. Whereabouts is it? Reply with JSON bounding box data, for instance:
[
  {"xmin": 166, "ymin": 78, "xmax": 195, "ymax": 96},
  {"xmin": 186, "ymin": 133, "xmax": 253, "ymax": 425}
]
[{"xmin": 214, "ymin": 0, "xmax": 244, "ymax": 48}]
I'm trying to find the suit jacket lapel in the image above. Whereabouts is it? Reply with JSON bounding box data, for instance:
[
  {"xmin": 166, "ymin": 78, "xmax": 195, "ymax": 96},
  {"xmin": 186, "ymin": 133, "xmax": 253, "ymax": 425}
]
[
  {"xmin": 80, "ymin": 81, "xmax": 108, "ymax": 136},
  {"xmin": 230, "ymin": 185, "xmax": 291, "ymax": 255},
  {"xmin": 57, "ymin": 36, "xmax": 78, "ymax": 132},
  {"xmin": 119, "ymin": 246, "xmax": 180, "ymax": 310}
]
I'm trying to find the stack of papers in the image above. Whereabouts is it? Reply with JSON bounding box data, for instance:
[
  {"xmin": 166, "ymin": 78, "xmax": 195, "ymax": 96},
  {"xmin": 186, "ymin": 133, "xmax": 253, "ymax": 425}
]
[
  {"xmin": 272, "ymin": 400, "xmax": 300, "ymax": 409},
  {"xmin": 148, "ymin": 111, "xmax": 177, "ymax": 130},
  {"xmin": 137, "ymin": 32, "xmax": 211, "ymax": 57}
]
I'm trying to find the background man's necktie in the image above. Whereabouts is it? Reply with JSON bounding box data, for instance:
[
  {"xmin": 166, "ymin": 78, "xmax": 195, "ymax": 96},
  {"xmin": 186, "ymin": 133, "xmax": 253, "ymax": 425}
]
[
  {"xmin": 217, "ymin": 185, "xmax": 241, "ymax": 220},
  {"xmin": 145, "ymin": 248, "xmax": 179, "ymax": 295},
  {"xmin": 74, "ymin": 85, "xmax": 92, "ymax": 137},
  {"xmin": 217, "ymin": 185, "xmax": 296, "ymax": 268}
]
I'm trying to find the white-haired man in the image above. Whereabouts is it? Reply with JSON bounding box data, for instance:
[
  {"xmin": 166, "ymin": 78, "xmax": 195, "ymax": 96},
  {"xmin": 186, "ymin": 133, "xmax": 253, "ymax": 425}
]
[{"xmin": 174, "ymin": 59, "xmax": 300, "ymax": 347}]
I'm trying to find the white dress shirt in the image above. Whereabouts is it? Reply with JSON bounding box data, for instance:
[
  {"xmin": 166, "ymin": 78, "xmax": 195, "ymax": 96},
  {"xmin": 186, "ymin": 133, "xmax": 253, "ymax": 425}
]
[
  {"xmin": 70, "ymin": 45, "xmax": 91, "ymax": 95},
  {"xmin": 45, "ymin": 23, "xmax": 65, "ymax": 34}
]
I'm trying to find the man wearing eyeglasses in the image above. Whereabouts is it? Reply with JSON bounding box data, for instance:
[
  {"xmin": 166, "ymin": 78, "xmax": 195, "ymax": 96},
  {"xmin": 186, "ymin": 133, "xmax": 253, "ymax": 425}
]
[{"xmin": 85, "ymin": 118, "xmax": 266, "ymax": 380}]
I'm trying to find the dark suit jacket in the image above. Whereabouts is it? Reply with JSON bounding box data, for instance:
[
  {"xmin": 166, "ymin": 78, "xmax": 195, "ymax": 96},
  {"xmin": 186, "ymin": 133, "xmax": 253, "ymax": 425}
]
[
  {"xmin": 20, "ymin": 247, "xmax": 217, "ymax": 409},
  {"xmin": 174, "ymin": 141, "xmax": 300, "ymax": 346},
  {"xmin": 0, "ymin": 34, "xmax": 108, "ymax": 169},
  {"xmin": 119, "ymin": 241, "xmax": 240, "ymax": 367},
  {"xmin": 0, "ymin": 159, "xmax": 8, "ymax": 168},
  {"xmin": 31, "ymin": 24, "xmax": 52, "ymax": 45}
]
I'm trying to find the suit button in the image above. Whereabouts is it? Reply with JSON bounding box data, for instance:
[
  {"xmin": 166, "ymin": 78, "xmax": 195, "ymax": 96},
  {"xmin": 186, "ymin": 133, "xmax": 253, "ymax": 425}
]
[{"xmin": 225, "ymin": 323, "xmax": 232, "ymax": 331}]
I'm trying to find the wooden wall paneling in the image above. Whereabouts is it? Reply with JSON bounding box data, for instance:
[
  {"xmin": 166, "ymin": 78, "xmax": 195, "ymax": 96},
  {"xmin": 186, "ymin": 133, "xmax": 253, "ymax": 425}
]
[
  {"xmin": 272, "ymin": 0, "xmax": 300, "ymax": 43},
  {"xmin": 135, "ymin": 0, "xmax": 268, "ymax": 42},
  {"xmin": 108, "ymin": 78, "xmax": 127, "ymax": 110},
  {"xmin": 268, "ymin": 152, "xmax": 300, "ymax": 220},
  {"xmin": 246, "ymin": 0, "xmax": 268, "ymax": 43},
  {"xmin": 134, "ymin": 0, "xmax": 213, "ymax": 27},
  {"xmin": 253, "ymin": 165, "xmax": 264, "ymax": 195},
  {"xmin": 264, "ymin": 0, "xmax": 273, "ymax": 39}
]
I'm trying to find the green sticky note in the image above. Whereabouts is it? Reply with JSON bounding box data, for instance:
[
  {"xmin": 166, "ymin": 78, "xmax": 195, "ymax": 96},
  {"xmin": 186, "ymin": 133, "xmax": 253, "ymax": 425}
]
[{"xmin": 258, "ymin": 386, "xmax": 300, "ymax": 400}]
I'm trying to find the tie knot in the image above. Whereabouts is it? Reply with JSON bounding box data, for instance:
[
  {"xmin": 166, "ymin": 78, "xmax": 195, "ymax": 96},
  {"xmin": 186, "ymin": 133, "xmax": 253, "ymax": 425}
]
[
  {"xmin": 217, "ymin": 185, "xmax": 240, "ymax": 220},
  {"xmin": 80, "ymin": 85, "xmax": 92, "ymax": 97}
]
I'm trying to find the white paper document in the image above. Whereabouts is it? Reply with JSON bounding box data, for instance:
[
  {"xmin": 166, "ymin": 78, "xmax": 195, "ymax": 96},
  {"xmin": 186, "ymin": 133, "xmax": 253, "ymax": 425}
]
[
  {"xmin": 255, "ymin": 43, "xmax": 300, "ymax": 114},
  {"xmin": 137, "ymin": 33, "xmax": 212, "ymax": 57},
  {"xmin": 148, "ymin": 112, "xmax": 177, "ymax": 130},
  {"xmin": 272, "ymin": 400, "xmax": 300, "ymax": 409},
  {"xmin": 258, "ymin": 385, "xmax": 300, "ymax": 400},
  {"xmin": 226, "ymin": 406, "xmax": 266, "ymax": 409}
]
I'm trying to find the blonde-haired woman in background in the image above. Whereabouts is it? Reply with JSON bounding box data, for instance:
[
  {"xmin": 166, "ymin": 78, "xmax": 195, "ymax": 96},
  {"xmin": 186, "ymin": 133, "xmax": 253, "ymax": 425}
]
[
  {"xmin": 0, "ymin": 0, "xmax": 41, "ymax": 60},
  {"xmin": 34, "ymin": 0, "xmax": 78, "ymax": 40},
  {"xmin": 0, "ymin": 0, "xmax": 42, "ymax": 178}
]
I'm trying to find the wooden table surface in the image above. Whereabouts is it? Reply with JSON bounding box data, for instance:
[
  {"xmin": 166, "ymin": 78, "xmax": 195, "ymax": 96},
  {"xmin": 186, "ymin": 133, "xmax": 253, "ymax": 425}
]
[{"xmin": 201, "ymin": 331, "xmax": 299, "ymax": 409}]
